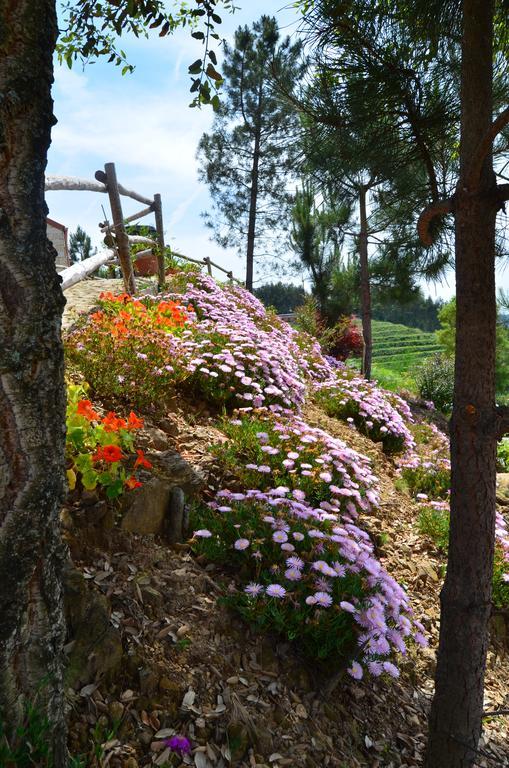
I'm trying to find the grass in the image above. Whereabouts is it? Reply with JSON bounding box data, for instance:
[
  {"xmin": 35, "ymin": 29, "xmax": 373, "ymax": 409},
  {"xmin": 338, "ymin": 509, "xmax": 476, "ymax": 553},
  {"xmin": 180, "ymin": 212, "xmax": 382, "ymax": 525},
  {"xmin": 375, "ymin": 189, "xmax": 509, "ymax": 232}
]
[{"xmin": 365, "ymin": 320, "xmax": 440, "ymax": 393}]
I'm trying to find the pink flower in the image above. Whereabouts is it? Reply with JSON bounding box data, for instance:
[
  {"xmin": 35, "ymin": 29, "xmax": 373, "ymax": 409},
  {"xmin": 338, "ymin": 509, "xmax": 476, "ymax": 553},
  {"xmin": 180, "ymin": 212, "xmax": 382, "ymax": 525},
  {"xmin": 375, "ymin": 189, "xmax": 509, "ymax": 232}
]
[
  {"xmin": 266, "ymin": 584, "xmax": 286, "ymax": 598},
  {"xmin": 348, "ymin": 661, "xmax": 363, "ymax": 680},
  {"xmin": 234, "ymin": 538, "xmax": 250, "ymax": 550}
]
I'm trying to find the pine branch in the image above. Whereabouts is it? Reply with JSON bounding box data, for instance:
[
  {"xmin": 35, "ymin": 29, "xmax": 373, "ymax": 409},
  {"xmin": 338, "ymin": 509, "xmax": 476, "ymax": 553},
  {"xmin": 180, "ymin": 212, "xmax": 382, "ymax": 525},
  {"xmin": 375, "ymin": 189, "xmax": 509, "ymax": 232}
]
[
  {"xmin": 468, "ymin": 105, "xmax": 509, "ymax": 187},
  {"xmin": 417, "ymin": 197, "xmax": 454, "ymax": 246}
]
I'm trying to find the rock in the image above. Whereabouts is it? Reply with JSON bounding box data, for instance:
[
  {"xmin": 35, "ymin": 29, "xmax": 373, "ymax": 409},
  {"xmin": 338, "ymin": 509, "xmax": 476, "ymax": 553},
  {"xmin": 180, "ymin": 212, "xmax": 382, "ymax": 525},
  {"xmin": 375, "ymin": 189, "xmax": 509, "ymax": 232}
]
[
  {"xmin": 227, "ymin": 721, "xmax": 251, "ymax": 763},
  {"xmin": 166, "ymin": 487, "xmax": 185, "ymax": 543},
  {"xmin": 121, "ymin": 451, "xmax": 203, "ymax": 536},
  {"xmin": 63, "ymin": 567, "xmax": 122, "ymax": 689},
  {"xmin": 139, "ymin": 668, "xmax": 159, "ymax": 696},
  {"xmin": 144, "ymin": 426, "xmax": 171, "ymax": 451},
  {"xmin": 109, "ymin": 701, "xmax": 125, "ymax": 723}
]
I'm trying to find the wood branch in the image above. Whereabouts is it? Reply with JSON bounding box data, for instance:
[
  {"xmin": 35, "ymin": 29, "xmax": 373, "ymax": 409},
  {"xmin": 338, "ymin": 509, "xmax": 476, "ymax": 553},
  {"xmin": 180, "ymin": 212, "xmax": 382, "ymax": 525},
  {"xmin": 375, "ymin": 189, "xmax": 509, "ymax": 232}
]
[
  {"xmin": 45, "ymin": 175, "xmax": 107, "ymax": 194},
  {"xmin": 46, "ymin": 173, "xmax": 153, "ymax": 207},
  {"xmin": 95, "ymin": 169, "xmax": 153, "ymax": 206},
  {"xmin": 496, "ymin": 405, "xmax": 509, "ymax": 440},
  {"xmin": 124, "ymin": 204, "xmax": 154, "ymax": 224},
  {"xmin": 153, "ymin": 193, "xmax": 166, "ymax": 289},
  {"xmin": 128, "ymin": 235, "xmax": 158, "ymax": 246},
  {"xmin": 132, "ymin": 248, "xmax": 152, "ymax": 258},
  {"xmin": 60, "ymin": 250, "xmax": 115, "ymax": 291},
  {"xmin": 417, "ymin": 197, "xmax": 454, "ymax": 246},
  {"xmin": 468, "ymin": 105, "xmax": 509, "ymax": 187}
]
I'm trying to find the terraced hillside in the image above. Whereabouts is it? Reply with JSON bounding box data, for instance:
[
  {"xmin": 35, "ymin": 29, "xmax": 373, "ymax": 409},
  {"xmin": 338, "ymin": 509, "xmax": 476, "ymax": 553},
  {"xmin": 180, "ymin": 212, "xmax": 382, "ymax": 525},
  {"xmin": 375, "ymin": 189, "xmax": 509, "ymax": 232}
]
[{"xmin": 371, "ymin": 319, "xmax": 442, "ymax": 391}]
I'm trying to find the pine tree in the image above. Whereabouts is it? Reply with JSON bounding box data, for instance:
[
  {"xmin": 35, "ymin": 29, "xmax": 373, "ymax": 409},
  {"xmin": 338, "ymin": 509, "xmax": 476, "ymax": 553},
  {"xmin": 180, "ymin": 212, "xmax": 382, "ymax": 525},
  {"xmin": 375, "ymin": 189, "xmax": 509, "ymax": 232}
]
[
  {"xmin": 298, "ymin": 1, "xmax": 509, "ymax": 764},
  {"xmin": 69, "ymin": 225, "xmax": 95, "ymax": 263},
  {"xmin": 289, "ymin": 180, "xmax": 351, "ymax": 321},
  {"xmin": 197, "ymin": 16, "xmax": 304, "ymax": 291}
]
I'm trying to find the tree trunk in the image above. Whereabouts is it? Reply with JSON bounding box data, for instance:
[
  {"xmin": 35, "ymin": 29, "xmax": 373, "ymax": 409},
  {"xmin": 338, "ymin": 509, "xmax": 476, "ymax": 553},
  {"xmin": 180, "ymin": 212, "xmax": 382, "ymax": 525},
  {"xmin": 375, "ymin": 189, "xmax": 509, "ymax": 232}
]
[
  {"xmin": 426, "ymin": 1, "xmax": 498, "ymax": 765},
  {"xmin": 245, "ymin": 123, "xmax": 261, "ymax": 292},
  {"xmin": 0, "ymin": 2, "xmax": 67, "ymax": 765},
  {"xmin": 358, "ymin": 186, "xmax": 372, "ymax": 380}
]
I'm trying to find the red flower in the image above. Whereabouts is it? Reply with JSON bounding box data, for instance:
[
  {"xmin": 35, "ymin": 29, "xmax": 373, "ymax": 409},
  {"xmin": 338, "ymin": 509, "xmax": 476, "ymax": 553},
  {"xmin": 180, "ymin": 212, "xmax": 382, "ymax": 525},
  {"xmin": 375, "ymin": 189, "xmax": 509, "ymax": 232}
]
[
  {"xmin": 76, "ymin": 399, "xmax": 100, "ymax": 421},
  {"xmin": 102, "ymin": 412, "xmax": 127, "ymax": 432},
  {"xmin": 93, "ymin": 444, "xmax": 123, "ymax": 463},
  {"xmin": 125, "ymin": 475, "xmax": 142, "ymax": 490},
  {"xmin": 127, "ymin": 412, "xmax": 144, "ymax": 430},
  {"xmin": 134, "ymin": 449, "xmax": 152, "ymax": 469}
]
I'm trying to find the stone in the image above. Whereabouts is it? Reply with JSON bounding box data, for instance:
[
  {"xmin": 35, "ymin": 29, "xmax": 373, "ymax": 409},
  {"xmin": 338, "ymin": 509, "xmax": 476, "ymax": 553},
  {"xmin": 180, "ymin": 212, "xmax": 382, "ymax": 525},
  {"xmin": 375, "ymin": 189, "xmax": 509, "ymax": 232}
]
[
  {"xmin": 144, "ymin": 426, "xmax": 170, "ymax": 451},
  {"xmin": 121, "ymin": 451, "xmax": 203, "ymax": 536},
  {"xmin": 63, "ymin": 566, "xmax": 122, "ymax": 689},
  {"xmin": 227, "ymin": 722, "xmax": 251, "ymax": 763}
]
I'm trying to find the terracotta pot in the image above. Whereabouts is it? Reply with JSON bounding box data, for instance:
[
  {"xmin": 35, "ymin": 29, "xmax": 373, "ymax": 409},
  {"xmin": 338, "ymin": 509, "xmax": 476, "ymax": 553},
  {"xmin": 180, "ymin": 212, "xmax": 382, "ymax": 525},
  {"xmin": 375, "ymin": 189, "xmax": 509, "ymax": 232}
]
[{"xmin": 133, "ymin": 252, "xmax": 158, "ymax": 276}]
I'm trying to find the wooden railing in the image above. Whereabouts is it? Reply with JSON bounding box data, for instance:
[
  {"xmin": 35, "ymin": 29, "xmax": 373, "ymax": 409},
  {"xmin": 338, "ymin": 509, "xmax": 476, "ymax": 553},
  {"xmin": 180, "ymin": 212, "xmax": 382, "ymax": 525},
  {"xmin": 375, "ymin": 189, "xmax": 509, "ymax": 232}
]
[{"xmin": 45, "ymin": 162, "xmax": 242, "ymax": 292}]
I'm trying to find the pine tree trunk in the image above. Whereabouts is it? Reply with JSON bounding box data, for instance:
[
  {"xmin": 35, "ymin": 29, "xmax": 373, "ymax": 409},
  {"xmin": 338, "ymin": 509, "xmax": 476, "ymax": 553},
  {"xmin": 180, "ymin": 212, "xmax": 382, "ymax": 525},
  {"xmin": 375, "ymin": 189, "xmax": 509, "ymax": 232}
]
[
  {"xmin": 426, "ymin": 1, "xmax": 498, "ymax": 765},
  {"xmin": 0, "ymin": 2, "xmax": 67, "ymax": 765},
  {"xmin": 246, "ymin": 123, "xmax": 261, "ymax": 292},
  {"xmin": 358, "ymin": 186, "xmax": 372, "ymax": 380}
]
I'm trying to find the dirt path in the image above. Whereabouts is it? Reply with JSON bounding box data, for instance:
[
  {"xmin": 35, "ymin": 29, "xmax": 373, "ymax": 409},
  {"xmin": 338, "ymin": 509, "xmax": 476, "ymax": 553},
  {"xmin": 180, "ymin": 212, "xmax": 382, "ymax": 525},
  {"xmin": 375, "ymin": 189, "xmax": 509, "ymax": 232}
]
[{"xmin": 62, "ymin": 278, "xmax": 124, "ymax": 330}]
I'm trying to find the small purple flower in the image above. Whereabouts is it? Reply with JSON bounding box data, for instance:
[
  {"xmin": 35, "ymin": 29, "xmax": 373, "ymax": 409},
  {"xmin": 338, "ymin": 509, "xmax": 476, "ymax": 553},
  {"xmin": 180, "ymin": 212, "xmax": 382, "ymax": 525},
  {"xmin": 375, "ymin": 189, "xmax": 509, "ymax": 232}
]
[
  {"xmin": 272, "ymin": 530, "xmax": 288, "ymax": 543},
  {"xmin": 285, "ymin": 567, "xmax": 302, "ymax": 581},
  {"xmin": 234, "ymin": 538, "xmax": 250, "ymax": 550},
  {"xmin": 266, "ymin": 584, "xmax": 286, "ymax": 598},
  {"xmin": 286, "ymin": 556, "xmax": 304, "ymax": 569},
  {"xmin": 245, "ymin": 582, "xmax": 263, "ymax": 597},
  {"xmin": 348, "ymin": 661, "xmax": 363, "ymax": 680},
  {"xmin": 340, "ymin": 600, "xmax": 356, "ymax": 613},
  {"xmin": 194, "ymin": 529, "xmax": 212, "ymax": 538},
  {"xmin": 314, "ymin": 591, "xmax": 333, "ymax": 607},
  {"xmin": 165, "ymin": 735, "xmax": 192, "ymax": 755}
]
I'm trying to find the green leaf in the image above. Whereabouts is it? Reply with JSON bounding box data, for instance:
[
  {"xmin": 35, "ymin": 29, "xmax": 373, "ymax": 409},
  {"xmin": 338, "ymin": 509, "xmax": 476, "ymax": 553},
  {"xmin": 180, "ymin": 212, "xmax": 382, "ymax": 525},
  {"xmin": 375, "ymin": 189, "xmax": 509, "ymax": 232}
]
[{"xmin": 188, "ymin": 58, "xmax": 203, "ymax": 75}]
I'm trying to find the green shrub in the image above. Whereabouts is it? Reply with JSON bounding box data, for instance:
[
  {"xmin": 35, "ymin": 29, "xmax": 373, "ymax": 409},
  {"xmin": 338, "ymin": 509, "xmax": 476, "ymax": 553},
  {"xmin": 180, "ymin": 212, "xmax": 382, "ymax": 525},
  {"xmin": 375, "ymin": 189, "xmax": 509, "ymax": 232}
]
[
  {"xmin": 418, "ymin": 504, "xmax": 509, "ymax": 610},
  {"xmin": 497, "ymin": 438, "xmax": 509, "ymax": 472},
  {"xmin": 414, "ymin": 354, "xmax": 454, "ymax": 412}
]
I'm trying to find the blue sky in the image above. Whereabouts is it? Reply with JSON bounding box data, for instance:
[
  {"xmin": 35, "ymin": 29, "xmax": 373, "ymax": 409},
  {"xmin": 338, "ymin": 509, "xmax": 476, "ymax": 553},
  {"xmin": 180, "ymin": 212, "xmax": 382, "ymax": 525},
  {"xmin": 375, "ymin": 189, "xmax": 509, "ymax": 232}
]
[{"xmin": 47, "ymin": 2, "xmax": 508, "ymax": 299}]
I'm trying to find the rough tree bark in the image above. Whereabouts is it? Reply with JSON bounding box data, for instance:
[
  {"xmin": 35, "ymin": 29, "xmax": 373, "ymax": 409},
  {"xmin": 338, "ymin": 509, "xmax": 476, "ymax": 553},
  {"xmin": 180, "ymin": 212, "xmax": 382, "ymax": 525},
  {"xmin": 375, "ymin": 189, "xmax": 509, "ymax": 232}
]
[
  {"xmin": 358, "ymin": 185, "xmax": 372, "ymax": 380},
  {"xmin": 425, "ymin": 0, "xmax": 500, "ymax": 765},
  {"xmin": 0, "ymin": 2, "xmax": 67, "ymax": 765}
]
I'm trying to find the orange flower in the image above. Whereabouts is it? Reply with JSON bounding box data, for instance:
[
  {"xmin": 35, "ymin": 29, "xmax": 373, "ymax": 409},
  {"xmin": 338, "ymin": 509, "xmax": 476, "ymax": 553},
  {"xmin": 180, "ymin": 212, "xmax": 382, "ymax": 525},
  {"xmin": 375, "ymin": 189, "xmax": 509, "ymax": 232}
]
[
  {"xmin": 93, "ymin": 444, "xmax": 123, "ymax": 463},
  {"xmin": 102, "ymin": 412, "xmax": 127, "ymax": 432},
  {"xmin": 76, "ymin": 399, "xmax": 100, "ymax": 421},
  {"xmin": 134, "ymin": 449, "xmax": 152, "ymax": 469},
  {"xmin": 125, "ymin": 475, "xmax": 142, "ymax": 490},
  {"xmin": 90, "ymin": 310, "xmax": 105, "ymax": 323},
  {"xmin": 127, "ymin": 412, "xmax": 144, "ymax": 430}
]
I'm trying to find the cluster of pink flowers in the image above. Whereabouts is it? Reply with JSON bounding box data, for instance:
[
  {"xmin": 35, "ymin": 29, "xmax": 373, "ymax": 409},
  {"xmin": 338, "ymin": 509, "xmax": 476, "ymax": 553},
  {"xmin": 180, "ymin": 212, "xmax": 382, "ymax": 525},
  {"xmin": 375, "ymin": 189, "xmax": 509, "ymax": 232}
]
[
  {"xmin": 315, "ymin": 369, "xmax": 415, "ymax": 453},
  {"xmin": 200, "ymin": 482, "xmax": 427, "ymax": 679},
  {"xmin": 159, "ymin": 275, "xmax": 333, "ymax": 410},
  {"xmin": 234, "ymin": 411, "xmax": 380, "ymax": 516}
]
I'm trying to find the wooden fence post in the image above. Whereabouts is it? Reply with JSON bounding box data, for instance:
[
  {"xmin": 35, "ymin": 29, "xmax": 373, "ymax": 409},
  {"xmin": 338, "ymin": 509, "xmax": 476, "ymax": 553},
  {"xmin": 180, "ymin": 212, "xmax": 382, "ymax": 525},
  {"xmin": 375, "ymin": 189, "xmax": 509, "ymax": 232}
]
[
  {"xmin": 96, "ymin": 163, "xmax": 136, "ymax": 294},
  {"xmin": 153, "ymin": 193, "xmax": 166, "ymax": 291}
]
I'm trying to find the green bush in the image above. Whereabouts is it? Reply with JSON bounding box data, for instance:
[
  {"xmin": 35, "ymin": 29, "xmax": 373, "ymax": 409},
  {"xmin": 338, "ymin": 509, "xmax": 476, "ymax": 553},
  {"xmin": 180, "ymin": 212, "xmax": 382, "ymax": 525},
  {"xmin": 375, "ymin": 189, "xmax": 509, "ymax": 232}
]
[
  {"xmin": 414, "ymin": 353, "xmax": 454, "ymax": 412},
  {"xmin": 418, "ymin": 504, "xmax": 509, "ymax": 610},
  {"xmin": 497, "ymin": 438, "xmax": 509, "ymax": 472}
]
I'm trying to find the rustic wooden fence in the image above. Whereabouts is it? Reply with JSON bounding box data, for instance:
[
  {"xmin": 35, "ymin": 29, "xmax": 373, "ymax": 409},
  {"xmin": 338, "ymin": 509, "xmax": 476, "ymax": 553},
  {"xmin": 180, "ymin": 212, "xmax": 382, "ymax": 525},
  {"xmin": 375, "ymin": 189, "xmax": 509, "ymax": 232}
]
[{"xmin": 45, "ymin": 162, "xmax": 242, "ymax": 293}]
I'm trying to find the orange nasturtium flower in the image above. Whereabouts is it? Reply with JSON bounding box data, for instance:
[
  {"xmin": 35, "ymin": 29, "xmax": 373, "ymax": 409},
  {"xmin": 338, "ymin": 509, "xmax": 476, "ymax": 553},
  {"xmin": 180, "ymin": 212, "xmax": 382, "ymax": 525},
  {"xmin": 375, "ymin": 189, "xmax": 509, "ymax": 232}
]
[
  {"xmin": 76, "ymin": 399, "xmax": 100, "ymax": 421},
  {"xmin": 125, "ymin": 475, "xmax": 142, "ymax": 490},
  {"xmin": 127, "ymin": 411, "xmax": 144, "ymax": 430},
  {"xmin": 102, "ymin": 412, "xmax": 127, "ymax": 432},
  {"xmin": 134, "ymin": 449, "xmax": 152, "ymax": 469},
  {"xmin": 93, "ymin": 444, "xmax": 124, "ymax": 463}
]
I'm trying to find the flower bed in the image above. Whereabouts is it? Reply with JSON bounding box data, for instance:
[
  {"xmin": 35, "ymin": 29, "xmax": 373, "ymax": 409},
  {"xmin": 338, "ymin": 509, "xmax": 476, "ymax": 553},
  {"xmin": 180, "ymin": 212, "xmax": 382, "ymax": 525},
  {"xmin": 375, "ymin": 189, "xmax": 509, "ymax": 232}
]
[
  {"xmin": 214, "ymin": 410, "xmax": 379, "ymax": 514},
  {"xmin": 192, "ymin": 408, "xmax": 425, "ymax": 678},
  {"xmin": 66, "ymin": 384, "xmax": 150, "ymax": 499},
  {"xmin": 191, "ymin": 486, "xmax": 426, "ymax": 679},
  {"xmin": 314, "ymin": 369, "xmax": 415, "ymax": 454},
  {"xmin": 66, "ymin": 275, "xmax": 334, "ymax": 414}
]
